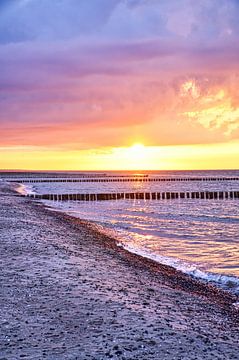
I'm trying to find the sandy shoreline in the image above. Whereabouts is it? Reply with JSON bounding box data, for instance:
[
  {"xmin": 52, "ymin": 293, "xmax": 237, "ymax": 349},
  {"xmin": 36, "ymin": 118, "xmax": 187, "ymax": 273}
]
[{"xmin": 0, "ymin": 183, "xmax": 238, "ymax": 359}]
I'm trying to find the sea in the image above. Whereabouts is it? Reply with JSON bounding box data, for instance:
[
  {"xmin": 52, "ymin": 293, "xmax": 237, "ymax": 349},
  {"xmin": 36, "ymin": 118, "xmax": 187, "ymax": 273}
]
[{"xmin": 3, "ymin": 170, "xmax": 239, "ymax": 294}]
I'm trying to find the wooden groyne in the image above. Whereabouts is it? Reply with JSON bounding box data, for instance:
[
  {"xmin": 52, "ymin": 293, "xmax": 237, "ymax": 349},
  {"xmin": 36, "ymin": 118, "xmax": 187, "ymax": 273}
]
[
  {"xmin": 24, "ymin": 190, "xmax": 239, "ymax": 201},
  {"xmin": 8, "ymin": 177, "xmax": 239, "ymax": 183},
  {"xmin": 3, "ymin": 174, "xmax": 148, "ymax": 180}
]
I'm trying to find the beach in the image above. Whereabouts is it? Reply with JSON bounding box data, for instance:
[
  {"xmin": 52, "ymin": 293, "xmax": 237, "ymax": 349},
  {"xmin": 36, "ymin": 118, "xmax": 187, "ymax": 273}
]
[{"xmin": 0, "ymin": 183, "xmax": 238, "ymax": 360}]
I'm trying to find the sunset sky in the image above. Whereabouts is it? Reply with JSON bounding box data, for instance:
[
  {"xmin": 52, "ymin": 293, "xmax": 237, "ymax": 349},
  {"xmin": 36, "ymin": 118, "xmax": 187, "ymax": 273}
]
[{"xmin": 0, "ymin": 0, "xmax": 239, "ymax": 170}]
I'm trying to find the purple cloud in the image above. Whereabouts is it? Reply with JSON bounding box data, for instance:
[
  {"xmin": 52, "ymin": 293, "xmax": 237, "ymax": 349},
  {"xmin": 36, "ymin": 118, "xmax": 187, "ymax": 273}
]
[{"xmin": 0, "ymin": 0, "xmax": 239, "ymax": 148}]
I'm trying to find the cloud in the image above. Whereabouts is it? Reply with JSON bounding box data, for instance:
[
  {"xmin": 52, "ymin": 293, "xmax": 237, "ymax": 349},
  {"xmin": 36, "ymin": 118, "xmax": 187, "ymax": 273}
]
[
  {"xmin": 1, "ymin": 0, "xmax": 239, "ymax": 44},
  {"xmin": 179, "ymin": 77, "xmax": 239, "ymax": 137},
  {"xmin": 0, "ymin": 0, "xmax": 120, "ymax": 43},
  {"xmin": 0, "ymin": 0, "xmax": 239, "ymax": 149}
]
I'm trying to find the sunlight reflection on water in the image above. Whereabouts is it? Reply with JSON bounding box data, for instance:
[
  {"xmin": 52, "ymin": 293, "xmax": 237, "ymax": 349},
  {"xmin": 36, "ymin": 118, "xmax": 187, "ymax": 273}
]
[{"xmin": 16, "ymin": 170, "xmax": 239, "ymax": 293}]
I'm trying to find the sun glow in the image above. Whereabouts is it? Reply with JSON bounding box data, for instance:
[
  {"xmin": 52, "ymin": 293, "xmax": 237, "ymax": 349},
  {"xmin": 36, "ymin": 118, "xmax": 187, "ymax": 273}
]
[
  {"xmin": 111, "ymin": 143, "xmax": 153, "ymax": 170},
  {"xmin": 1, "ymin": 141, "xmax": 239, "ymax": 170},
  {"xmin": 129, "ymin": 143, "xmax": 146, "ymax": 156}
]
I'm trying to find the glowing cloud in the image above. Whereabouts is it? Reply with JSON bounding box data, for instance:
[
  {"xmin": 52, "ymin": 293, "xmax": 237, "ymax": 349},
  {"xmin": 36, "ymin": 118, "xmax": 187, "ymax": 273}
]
[{"xmin": 0, "ymin": 0, "xmax": 239, "ymax": 169}]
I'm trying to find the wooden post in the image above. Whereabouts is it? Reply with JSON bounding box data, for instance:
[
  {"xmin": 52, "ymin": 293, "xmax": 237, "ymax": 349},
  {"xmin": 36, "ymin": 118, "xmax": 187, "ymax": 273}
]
[
  {"xmin": 219, "ymin": 192, "xmax": 224, "ymax": 199},
  {"xmin": 152, "ymin": 192, "xmax": 156, "ymax": 200}
]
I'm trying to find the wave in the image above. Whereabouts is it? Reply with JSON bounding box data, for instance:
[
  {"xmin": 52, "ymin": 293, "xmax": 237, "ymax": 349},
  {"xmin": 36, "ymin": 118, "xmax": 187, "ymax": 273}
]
[
  {"xmin": 15, "ymin": 182, "xmax": 239, "ymax": 296},
  {"xmin": 117, "ymin": 242, "xmax": 239, "ymax": 295},
  {"xmin": 82, "ymin": 220, "xmax": 239, "ymax": 295},
  {"xmin": 14, "ymin": 183, "xmax": 35, "ymax": 195},
  {"xmin": 120, "ymin": 208, "xmax": 239, "ymax": 224}
]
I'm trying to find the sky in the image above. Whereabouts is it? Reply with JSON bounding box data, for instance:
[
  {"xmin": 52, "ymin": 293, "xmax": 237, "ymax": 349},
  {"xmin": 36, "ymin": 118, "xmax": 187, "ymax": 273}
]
[{"xmin": 0, "ymin": 0, "xmax": 239, "ymax": 170}]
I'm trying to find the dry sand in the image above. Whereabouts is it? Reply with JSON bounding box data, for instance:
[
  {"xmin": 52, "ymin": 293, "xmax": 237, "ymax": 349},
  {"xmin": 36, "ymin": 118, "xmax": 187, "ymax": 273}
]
[{"xmin": 0, "ymin": 183, "xmax": 238, "ymax": 360}]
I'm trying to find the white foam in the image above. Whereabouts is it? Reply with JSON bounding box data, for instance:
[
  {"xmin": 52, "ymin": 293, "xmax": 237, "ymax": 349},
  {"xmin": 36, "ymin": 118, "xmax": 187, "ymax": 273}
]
[
  {"xmin": 15, "ymin": 183, "xmax": 35, "ymax": 196},
  {"xmin": 118, "ymin": 243, "xmax": 239, "ymax": 294}
]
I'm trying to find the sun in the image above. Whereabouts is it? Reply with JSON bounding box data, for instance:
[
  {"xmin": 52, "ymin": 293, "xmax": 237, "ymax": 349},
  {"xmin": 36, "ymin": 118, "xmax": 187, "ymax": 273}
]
[
  {"xmin": 130, "ymin": 143, "xmax": 146, "ymax": 155},
  {"xmin": 111, "ymin": 142, "xmax": 152, "ymax": 170}
]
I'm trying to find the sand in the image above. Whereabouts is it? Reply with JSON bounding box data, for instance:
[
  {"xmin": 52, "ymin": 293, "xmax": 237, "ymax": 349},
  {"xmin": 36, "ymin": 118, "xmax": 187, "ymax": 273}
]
[{"xmin": 0, "ymin": 183, "xmax": 238, "ymax": 360}]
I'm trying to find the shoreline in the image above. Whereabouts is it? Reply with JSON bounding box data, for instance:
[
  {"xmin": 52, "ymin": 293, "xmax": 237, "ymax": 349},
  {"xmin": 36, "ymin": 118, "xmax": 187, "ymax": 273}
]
[
  {"xmin": 15, "ymin": 180, "xmax": 239, "ymax": 296},
  {"xmin": 8, "ymin": 182, "xmax": 239, "ymax": 308},
  {"xmin": 1, "ymin": 183, "xmax": 239, "ymax": 359},
  {"xmin": 40, "ymin": 200, "xmax": 239, "ymax": 312}
]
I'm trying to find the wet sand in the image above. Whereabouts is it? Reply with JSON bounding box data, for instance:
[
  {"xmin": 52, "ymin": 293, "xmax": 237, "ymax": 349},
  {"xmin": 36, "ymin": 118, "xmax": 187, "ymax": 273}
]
[{"xmin": 0, "ymin": 183, "xmax": 238, "ymax": 360}]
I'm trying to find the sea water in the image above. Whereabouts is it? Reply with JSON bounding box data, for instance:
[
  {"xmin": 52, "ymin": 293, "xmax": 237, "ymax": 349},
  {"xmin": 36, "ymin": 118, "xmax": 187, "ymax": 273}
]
[{"xmin": 6, "ymin": 170, "xmax": 239, "ymax": 294}]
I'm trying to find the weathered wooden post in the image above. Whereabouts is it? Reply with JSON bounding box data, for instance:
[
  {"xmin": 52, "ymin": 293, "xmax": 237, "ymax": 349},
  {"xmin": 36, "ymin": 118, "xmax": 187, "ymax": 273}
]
[
  {"xmin": 152, "ymin": 192, "xmax": 156, "ymax": 200},
  {"xmin": 218, "ymin": 192, "xmax": 224, "ymax": 199}
]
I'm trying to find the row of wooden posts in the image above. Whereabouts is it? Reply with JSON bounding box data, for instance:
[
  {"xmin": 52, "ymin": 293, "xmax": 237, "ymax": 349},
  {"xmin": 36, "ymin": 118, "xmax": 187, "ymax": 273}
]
[
  {"xmin": 9, "ymin": 177, "xmax": 239, "ymax": 183},
  {"xmin": 25, "ymin": 190, "xmax": 239, "ymax": 201},
  {"xmin": 4, "ymin": 174, "xmax": 148, "ymax": 179}
]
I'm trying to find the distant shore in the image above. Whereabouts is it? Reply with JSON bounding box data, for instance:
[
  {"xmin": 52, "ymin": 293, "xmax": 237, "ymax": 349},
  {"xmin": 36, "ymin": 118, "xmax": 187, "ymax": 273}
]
[{"xmin": 0, "ymin": 183, "xmax": 238, "ymax": 359}]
